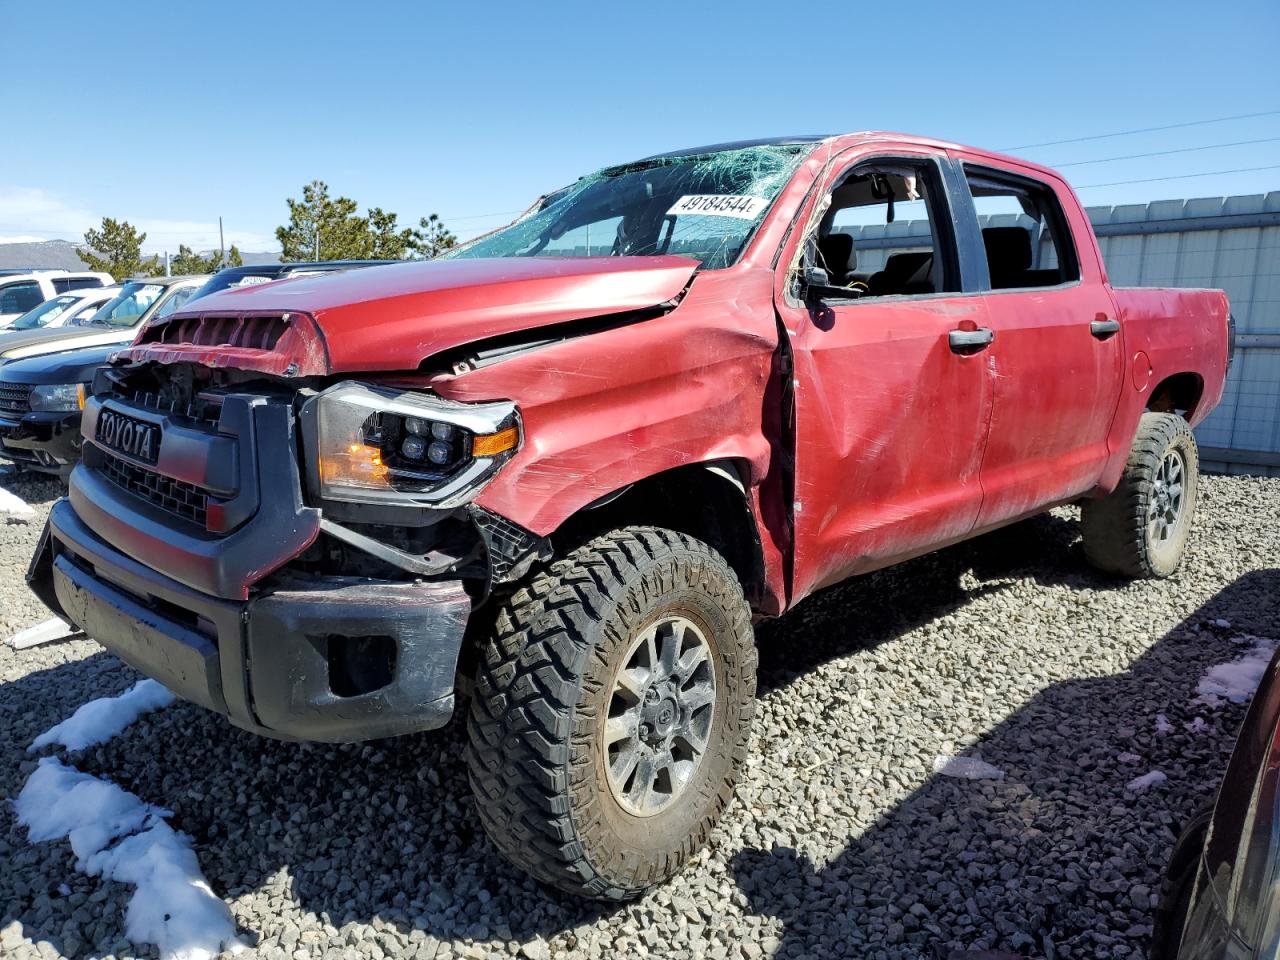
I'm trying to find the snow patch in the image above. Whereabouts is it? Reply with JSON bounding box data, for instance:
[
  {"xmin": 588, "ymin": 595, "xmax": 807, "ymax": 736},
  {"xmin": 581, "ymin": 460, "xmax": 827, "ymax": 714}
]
[
  {"xmin": 1155, "ymin": 714, "xmax": 1173, "ymax": 734},
  {"xmin": 1185, "ymin": 716, "xmax": 1207, "ymax": 733},
  {"xmin": 30, "ymin": 679, "xmax": 175, "ymax": 752},
  {"xmin": 16, "ymin": 758, "xmax": 243, "ymax": 960},
  {"xmin": 1116, "ymin": 752, "xmax": 1142, "ymax": 765},
  {"xmin": 933, "ymin": 755, "xmax": 1005, "ymax": 780},
  {"xmin": 1211, "ymin": 618, "xmax": 1231, "ymax": 629},
  {"xmin": 7, "ymin": 616, "xmax": 79, "ymax": 650},
  {"xmin": 1126, "ymin": 770, "xmax": 1167, "ymax": 793},
  {"xmin": 1196, "ymin": 635, "xmax": 1279, "ymax": 705},
  {"xmin": 0, "ymin": 487, "xmax": 34, "ymax": 517}
]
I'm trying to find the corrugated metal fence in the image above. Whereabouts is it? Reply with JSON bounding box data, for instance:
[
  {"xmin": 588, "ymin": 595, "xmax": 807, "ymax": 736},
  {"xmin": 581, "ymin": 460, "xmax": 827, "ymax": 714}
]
[{"xmin": 841, "ymin": 191, "xmax": 1280, "ymax": 476}]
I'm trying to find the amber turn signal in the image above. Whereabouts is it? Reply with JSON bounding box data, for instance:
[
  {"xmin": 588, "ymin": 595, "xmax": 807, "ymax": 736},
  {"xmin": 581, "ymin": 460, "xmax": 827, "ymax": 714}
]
[
  {"xmin": 472, "ymin": 426, "xmax": 519, "ymax": 457},
  {"xmin": 319, "ymin": 442, "xmax": 389, "ymax": 488}
]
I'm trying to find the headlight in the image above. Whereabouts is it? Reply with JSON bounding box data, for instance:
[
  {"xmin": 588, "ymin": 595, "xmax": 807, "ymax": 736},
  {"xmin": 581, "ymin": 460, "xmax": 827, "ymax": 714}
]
[
  {"xmin": 28, "ymin": 383, "xmax": 86, "ymax": 413},
  {"xmin": 304, "ymin": 382, "xmax": 520, "ymax": 507}
]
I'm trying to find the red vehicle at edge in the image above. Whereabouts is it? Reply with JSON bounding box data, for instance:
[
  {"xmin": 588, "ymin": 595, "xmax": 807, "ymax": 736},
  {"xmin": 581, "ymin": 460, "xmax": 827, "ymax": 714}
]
[{"xmin": 29, "ymin": 133, "xmax": 1231, "ymax": 898}]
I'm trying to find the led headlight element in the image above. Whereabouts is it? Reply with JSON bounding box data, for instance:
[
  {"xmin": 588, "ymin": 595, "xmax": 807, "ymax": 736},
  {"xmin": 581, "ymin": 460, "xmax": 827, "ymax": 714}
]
[{"xmin": 305, "ymin": 382, "xmax": 519, "ymax": 507}]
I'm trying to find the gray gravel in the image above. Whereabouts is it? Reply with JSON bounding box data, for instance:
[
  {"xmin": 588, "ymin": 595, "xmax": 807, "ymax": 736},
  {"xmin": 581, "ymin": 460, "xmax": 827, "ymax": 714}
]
[{"xmin": 2, "ymin": 468, "xmax": 1278, "ymax": 960}]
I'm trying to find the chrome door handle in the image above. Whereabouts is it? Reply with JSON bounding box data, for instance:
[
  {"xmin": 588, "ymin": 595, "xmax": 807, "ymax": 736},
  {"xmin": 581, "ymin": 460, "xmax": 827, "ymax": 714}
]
[
  {"xmin": 949, "ymin": 327, "xmax": 994, "ymax": 352},
  {"xmin": 1090, "ymin": 319, "xmax": 1121, "ymax": 339}
]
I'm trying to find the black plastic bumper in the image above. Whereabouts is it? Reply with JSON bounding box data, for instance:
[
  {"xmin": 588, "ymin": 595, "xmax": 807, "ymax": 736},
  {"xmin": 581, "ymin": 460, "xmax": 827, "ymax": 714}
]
[
  {"xmin": 0, "ymin": 410, "xmax": 80, "ymax": 476},
  {"xmin": 35, "ymin": 498, "xmax": 473, "ymax": 742}
]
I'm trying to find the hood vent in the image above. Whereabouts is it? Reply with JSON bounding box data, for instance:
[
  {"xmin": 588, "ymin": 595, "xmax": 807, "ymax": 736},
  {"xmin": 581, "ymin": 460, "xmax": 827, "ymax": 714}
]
[{"xmin": 142, "ymin": 314, "xmax": 292, "ymax": 351}]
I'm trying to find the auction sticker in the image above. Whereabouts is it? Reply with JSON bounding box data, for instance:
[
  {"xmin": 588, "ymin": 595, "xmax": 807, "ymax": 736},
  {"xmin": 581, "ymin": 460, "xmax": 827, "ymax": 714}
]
[{"xmin": 667, "ymin": 195, "xmax": 768, "ymax": 219}]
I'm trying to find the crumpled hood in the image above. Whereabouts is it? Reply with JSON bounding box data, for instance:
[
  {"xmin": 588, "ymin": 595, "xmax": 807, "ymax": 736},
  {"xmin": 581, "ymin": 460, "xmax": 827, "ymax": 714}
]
[{"xmin": 122, "ymin": 256, "xmax": 699, "ymax": 376}]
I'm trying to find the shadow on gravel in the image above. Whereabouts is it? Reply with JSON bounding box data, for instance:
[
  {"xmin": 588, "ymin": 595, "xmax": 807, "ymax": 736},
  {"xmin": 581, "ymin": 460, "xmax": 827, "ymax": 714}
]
[
  {"xmin": 734, "ymin": 567, "xmax": 1280, "ymax": 959},
  {"xmin": 755, "ymin": 511, "xmax": 1121, "ymax": 697}
]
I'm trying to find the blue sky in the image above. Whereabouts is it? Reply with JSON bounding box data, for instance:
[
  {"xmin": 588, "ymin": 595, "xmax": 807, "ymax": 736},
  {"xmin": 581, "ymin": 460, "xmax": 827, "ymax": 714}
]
[{"xmin": 1, "ymin": 0, "xmax": 1276, "ymax": 254}]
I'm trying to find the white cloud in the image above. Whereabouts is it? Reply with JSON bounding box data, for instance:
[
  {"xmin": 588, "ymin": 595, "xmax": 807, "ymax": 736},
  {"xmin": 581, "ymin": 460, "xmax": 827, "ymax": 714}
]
[
  {"xmin": 0, "ymin": 187, "xmax": 95, "ymax": 241},
  {"xmin": 0, "ymin": 187, "xmax": 278, "ymax": 253}
]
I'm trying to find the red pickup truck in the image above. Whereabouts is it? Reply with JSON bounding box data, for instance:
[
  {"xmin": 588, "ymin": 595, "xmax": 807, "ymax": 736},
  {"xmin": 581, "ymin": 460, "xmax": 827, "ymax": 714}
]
[{"xmin": 28, "ymin": 133, "xmax": 1230, "ymax": 899}]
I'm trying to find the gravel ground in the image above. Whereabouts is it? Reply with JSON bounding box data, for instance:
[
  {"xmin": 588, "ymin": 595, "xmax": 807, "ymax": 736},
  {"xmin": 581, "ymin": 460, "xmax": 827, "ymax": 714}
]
[{"xmin": 2, "ymin": 469, "xmax": 1278, "ymax": 960}]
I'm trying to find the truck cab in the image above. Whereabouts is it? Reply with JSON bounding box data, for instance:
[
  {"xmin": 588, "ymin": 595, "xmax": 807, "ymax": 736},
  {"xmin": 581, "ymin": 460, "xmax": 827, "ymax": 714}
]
[{"xmin": 27, "ymin": 133, "xmax": 1231, "ymax": 900}]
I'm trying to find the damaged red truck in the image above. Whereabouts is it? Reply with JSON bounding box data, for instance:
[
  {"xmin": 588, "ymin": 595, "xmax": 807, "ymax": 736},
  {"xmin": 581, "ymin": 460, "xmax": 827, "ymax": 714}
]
[{"xmin": 28, "ymin": 133, "xmax": 1230, "ymax": 898}]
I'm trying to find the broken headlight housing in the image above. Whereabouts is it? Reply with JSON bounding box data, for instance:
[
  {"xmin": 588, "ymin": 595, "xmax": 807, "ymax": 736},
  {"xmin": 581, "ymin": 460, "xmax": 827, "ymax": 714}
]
[{"xmin": 303, "ymin": 382, "xmax": 520, "ymax": 508}]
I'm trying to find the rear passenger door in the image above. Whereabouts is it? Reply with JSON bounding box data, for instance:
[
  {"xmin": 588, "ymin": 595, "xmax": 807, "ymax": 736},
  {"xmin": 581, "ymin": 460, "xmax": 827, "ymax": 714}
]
[{"xmin": 951, "ymin": 157, "xmax": 1124, "ymax": 529}]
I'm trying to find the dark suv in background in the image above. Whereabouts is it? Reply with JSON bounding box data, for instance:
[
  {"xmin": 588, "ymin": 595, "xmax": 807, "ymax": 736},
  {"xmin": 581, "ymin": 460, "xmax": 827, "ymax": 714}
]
[
  {"xmin": 0, "ymin": 260, "xmax": 395, "ymax": 477},
  {"xmin": 188, "ymin": 259, "xmax": 397, "ymax": 299}
]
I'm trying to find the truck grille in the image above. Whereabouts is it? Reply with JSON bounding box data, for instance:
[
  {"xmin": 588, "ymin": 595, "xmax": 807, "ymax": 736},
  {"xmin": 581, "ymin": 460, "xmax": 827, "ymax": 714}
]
[
  {"xmin": 128, "ymin": 390, "xmax": 221, "ymax": 432},
  {"xmin": 0, "ymin": 383, "xmax": 33, "ymax": 416},
  {"xmin": 98, "ymin": 451, "xmax": 210, "ymax": 528}
]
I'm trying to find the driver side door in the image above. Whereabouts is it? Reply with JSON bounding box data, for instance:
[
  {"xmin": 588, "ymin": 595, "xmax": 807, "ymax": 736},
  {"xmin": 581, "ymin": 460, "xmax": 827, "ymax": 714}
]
[{"xmin": 776, "ymin": 149, "xmax": 996, "ymax": 600}]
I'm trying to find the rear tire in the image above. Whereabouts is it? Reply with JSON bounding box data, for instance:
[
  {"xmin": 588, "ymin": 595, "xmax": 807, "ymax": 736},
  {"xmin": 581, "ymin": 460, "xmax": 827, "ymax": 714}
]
[
  {"xmin": 466, "ymin": 526, "xmax": 756, "ymax": 899},
  {"xmin": 1081, "ymin": 412, "xmax": 1199, "ymax": 578}
]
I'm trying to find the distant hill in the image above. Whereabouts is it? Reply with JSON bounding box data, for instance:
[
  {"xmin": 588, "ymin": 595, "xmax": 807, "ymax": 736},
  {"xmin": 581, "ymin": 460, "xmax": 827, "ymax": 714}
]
[
  {"xmin": 0, "ymin": 239, "xmax": 280, "ymax": 272},
  {"xmin": 0, "ymin": 239, "xmax": 87, "ymax": 270}
]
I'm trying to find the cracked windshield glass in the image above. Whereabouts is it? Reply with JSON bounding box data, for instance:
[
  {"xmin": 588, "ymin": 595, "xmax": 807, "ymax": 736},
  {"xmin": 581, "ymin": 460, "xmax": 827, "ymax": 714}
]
[{"xmin": 442, "ymin": 143, "xmax": 813, "ymax": 269}]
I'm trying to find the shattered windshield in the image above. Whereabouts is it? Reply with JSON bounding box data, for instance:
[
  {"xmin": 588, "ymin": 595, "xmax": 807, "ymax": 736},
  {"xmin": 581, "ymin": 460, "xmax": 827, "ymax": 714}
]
[{"xmin": 442, "ymin": 144, "xmax": 813, "ymax": 270}]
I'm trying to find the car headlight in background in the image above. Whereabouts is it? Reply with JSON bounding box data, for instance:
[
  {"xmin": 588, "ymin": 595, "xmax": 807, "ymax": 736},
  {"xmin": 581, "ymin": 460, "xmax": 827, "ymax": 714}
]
[
  {"xmin": 28, "ymin": 383, "xmax": 87, "ymax": 413},
  {"xmin": 305, "ymin": 382, "xmax": 520, "ymax": 507}
]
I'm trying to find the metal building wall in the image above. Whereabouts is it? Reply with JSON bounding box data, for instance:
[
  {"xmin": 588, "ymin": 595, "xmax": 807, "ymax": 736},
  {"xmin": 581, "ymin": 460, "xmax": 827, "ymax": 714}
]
[{"xmin": 839, "ymin": 191, "xmax": 1280, "ymax": 475}]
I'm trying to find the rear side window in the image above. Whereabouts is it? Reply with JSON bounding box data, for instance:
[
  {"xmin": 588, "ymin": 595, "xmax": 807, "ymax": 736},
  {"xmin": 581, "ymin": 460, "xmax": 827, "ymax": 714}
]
[
  {"xmin": 964, "ymin": 166, "xmax": 1080, "ymax": 290},
  {"xmin": 52, "ymin": 277, "xmax": 104, "ymax": 293},
  {"xmin": 0, "ymin": 281, "xmax": 43, "ymax": 314}
]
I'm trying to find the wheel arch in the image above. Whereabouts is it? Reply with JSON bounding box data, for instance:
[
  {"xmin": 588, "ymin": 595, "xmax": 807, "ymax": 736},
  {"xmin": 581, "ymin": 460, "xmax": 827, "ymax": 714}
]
[
  {"xmin": 1147, "ymin": 372, "xmax": 1205, "ymax": 421},
  {"xmin": 552, "ymin": 459, "xmax": 772, "ymax": 613}
]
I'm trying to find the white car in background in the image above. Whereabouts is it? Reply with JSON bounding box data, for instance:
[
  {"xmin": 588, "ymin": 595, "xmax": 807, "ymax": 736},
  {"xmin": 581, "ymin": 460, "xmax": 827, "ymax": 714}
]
[
  {"xmin": 0, "ymin": 270, "xmax": 115, "ymax": 327},
  {"xmin": 2, "ymin": 287, "xmax": 121, "ymax": 333},
  {"xmin": 0, "ymin": 275, "xmax": 208, "ymax": 365}
]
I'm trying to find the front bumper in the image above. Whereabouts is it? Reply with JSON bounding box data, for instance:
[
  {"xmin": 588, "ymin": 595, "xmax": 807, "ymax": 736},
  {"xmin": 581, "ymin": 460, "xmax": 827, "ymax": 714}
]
[
  {"xmin": 33, "ymin": 498, "xmax": 473, "ymax": 742},
  {"xmin": 0, "ymin": 410, "xmax": 81, "ymax": 476}
]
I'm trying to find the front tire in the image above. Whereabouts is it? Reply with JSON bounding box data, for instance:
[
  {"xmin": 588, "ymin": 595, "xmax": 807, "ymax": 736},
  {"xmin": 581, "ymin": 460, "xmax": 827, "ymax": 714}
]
[
  {"xmin": 466, "ymin": 526, "xmax": 756, "ymax": 899},
  {"xmin": 1081, "ymin": 412, "xmax": 1200, "ymax": 578}
]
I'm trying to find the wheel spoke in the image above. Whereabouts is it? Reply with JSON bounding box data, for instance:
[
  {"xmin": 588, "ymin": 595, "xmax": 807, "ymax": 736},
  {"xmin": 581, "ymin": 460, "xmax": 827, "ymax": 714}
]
[
  {"xmin": 658, "ymin": 622, "xmax": 681, "ymax": 677},
  {"xmin": 643, "ymin": 628, "xmax": 660, "ymax": 676},
  {"xmin": 611, "ymin": 741, "xmax": 642, "ymax": 784},
  {"xmin": 629, "ymin": 751, "xmax": 657, "ymax": 809},
  {"xmin": 675, "ymin": 643, "xmax": 709, "ymax": 683},
  {"xmin": 614, "ymin": 668, "xmax": 647, "ymax": 703},
  {"xmin": 675, "ymin": 724, "xmax": 709, "ymax": 756},
  {"xmin": 605, "ymin": 713, "xmax": 636, "ymax": 746},
  {"xmin": 680, "ymin": 682, "xmax": 715, "ymax": 713}
]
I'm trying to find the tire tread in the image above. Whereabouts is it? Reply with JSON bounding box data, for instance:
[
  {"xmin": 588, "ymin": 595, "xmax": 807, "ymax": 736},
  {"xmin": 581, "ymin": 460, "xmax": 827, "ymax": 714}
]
[{"xmin": 466, "ymin": 525, "xmax": 755, "ymax": 900}]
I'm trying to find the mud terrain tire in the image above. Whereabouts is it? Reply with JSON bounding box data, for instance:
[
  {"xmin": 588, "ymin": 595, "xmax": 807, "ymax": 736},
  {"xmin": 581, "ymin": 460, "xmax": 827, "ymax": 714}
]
[
  {"xmin": 466, "ymin": 526, "xmax": 756, "ymax": 899},
  {"xmin": 1081, "ymin": 412, "xmax": 1200, "ymax": 578}
]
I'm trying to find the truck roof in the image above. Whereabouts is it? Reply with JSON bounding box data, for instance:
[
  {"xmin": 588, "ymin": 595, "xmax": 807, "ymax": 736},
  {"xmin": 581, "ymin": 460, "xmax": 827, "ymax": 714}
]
[
  {"xmin": 643, "ymin": 132, "xmax": 1063, "ymax": 183},
  {"xmin": 643, "ymin": 136, "xmax": 831, "ymax": 160}
]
